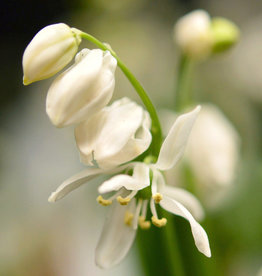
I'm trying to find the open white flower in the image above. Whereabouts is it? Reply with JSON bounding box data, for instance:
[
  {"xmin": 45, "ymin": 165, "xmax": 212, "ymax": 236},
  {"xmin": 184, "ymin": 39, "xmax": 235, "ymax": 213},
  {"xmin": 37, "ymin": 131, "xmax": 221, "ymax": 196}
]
[
  {"xmin": 48, "ymin": 106, "xmax": 211, "ymax": 268},
  {"xmin": 46, "ymin": 48, "xmax": 117, "ymax": 127},
  {"xmin": 23, "ymin": 23, "xmax": 81, "ymax": 85},
  {"xmin": 75, "ymin": 97, "xmax": 152, "ymax": 169}
]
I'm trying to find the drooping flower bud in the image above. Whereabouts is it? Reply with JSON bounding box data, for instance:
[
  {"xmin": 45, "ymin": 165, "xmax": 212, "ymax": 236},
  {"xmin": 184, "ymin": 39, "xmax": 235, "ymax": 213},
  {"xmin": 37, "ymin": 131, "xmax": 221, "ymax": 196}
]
[
  {"xmin": 75, "ymin": 97, "xmax": 152, "ymax": 169},
  {"xmin": 210, "ymin": 17, "xmax": 240, "ymax": 53},
  {"xmin": 23, "ymin": 23, "xmax": 81, "ymax": 85},
  {"xmin": 174, "ymin": 10, "xmax": 213, "ymax": 60},
  {"xmin": 46, "ymin": 48, "xmax": 117, "ymax": 128}
]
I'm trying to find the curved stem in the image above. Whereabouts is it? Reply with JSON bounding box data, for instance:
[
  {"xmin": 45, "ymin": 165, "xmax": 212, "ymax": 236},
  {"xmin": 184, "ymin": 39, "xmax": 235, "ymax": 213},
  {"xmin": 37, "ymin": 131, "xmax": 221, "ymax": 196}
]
[
  {"xmin": 175, "ymin": 54, "xmax": 194, "ymax": 111},
  {"xmin": 80, "ymin": 31, "xmax": 162, "ymax": 156}
]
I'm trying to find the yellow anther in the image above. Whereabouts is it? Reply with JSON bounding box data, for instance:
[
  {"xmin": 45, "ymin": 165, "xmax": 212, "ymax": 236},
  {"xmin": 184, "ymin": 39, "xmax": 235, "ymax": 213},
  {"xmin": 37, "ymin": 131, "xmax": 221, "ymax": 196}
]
[
  {"xmin": 138, "ymin": 216, "xmax": 151, "ymax": 230},
  {"xmin": 124, "ymin": 211, "xmax": 134, "ymax": 226},
  {"xmin": 152, "ymin": 193, "xmax": 163, "ymax": 204},
  {"xmin": 96, "ymin": 195, "xmax": 112, "ymax": 206},
  {"xmin": 117, "ymin": 196, "xmax": 131, "ymax": 205},
  {"xmin": 151, "ymin": 216, "xmax": 167, "ymax": 228}
]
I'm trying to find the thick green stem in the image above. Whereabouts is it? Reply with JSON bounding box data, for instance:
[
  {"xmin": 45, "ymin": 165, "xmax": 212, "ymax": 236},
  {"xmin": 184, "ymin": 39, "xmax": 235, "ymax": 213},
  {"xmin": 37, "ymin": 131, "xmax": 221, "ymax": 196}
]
[
  {"xmin": 161, "ymin": 210, "xmax": 186, "ymax": 276},
  {"xmin": 80, "ymin": 32, "xmax": 162, "ymax": 156},
  {"xmin": 175, "ymin": 54, "xmax": 194, "ymax": 111}
]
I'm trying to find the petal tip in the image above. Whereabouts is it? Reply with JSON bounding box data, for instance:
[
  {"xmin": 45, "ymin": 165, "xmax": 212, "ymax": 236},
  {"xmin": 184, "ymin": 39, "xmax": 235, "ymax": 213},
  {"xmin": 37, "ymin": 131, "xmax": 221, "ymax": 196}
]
[
  {"xmin": 48, "ymin": 193, "xmax": 57, "ymax": 203},
  {"xmin": 23, "ymin": 76, "xmax": 32, "ymax": 85}
]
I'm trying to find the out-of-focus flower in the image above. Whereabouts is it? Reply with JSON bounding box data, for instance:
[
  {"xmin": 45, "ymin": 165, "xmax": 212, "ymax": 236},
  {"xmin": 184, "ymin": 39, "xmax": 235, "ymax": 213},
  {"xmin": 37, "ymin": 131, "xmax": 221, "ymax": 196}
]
[
  {"xmin": 75, "ymin": 97, "xmax": 152, "ymax": 169},
  {"xmin": 186, "ymin": 105, "xmax": 240, "ymax": 207},
  {"xmin": 174, "ymin": 10, "xmax": 239, "ymax": 60},
  {"xmin": 46, "ymin": 48, "xmax": 117, "ymax": 128},
  {"xmin": 160, "ymin": 105, "xmax": 240, "ymax": 207},
  {"xmin": 186, "ymin": 104, "xmax": 240, "ymax": 189},
  {"xmin": 48, "ymin": 106, "xmax": 211, "ymax": 268},
  {"xmin": 174, "ymin": 10, "xmax": 213, "ymax": 60},
  {"xmin": 23, "ymin": 23, "xmax": 81, "ymax": 85},
  {"xmin": 211, "ymin": 17, "xmax": 239, "ymax": 54}
]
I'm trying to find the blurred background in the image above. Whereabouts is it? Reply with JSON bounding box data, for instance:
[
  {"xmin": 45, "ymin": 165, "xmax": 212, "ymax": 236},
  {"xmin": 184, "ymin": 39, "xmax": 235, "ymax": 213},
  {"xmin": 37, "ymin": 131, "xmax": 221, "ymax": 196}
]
[{"xmin": 1, "ymin": 0, "xmax": 262, "ymax": 275}]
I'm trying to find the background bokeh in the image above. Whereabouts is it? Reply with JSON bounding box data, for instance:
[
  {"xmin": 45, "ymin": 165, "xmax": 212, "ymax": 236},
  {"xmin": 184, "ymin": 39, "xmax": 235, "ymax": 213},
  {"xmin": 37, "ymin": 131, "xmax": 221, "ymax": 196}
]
[{"xmin": 1, "ymin": 0, "xmax": 262, "ymax": 275}]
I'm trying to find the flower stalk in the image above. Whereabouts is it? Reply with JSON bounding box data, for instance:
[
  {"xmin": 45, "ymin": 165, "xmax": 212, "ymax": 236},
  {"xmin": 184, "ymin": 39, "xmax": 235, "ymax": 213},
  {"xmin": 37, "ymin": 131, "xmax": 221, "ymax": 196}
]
[
  {"xmin": 175, "ymin": 54, "xmax": 194, "ymax": 111},
  {"xmin": 79, "ymin": 31, "xmax": 162, "ymax": 156}
]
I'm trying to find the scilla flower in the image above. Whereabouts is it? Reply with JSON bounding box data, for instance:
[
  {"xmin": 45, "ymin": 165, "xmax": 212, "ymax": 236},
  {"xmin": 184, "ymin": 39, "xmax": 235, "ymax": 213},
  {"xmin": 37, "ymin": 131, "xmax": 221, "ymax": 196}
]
[
  {"xmin": 174, "ymin": 10, "xmax": 213, "ymax": 60},
  {"xmin": 48, "ymin": 106, "xmax": 211, "ymax": 268},
  {"xmin": 75, "ymin": 97, "xmax": 152, "ymax": 169},
  {"xmin": 174, "ymin": 10, "xmax": 239, "ymax": 60},
  {"xmin": 23, "ymin": 23, "xmax": 81, "ymax": 85},
  {"xmin": 186, "ymin": 104, "xmax": 240, "ymax": 206},
  {"xmin": 46, "ymin": 48, "xmax": 117, "ymax": 127}
]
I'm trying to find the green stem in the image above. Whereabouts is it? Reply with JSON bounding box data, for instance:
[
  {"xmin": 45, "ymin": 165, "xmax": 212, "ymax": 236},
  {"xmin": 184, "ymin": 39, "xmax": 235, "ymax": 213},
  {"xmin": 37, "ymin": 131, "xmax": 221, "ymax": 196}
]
[
  {"xmin": 80, "ymin": 31, "xmax": 162, "ymax": 156},
  {"xmin": 161, "ymin": 210, "xmax": 186, "ymax": 276},
  {"xmin": 175, "ymin": 54, "xmax": 194, "ymax": 111}
]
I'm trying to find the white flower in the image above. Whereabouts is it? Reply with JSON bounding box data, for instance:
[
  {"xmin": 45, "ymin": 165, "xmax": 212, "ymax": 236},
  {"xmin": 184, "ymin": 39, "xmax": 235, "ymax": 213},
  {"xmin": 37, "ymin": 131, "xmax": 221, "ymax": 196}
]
[
  {"xmin": 174, "ymin": 10, "xmax": 213, "ymax": 59},
  {"xmin": 48, "ymin": 106, "xmax": 211, "ymax": 268},
  {"xmin": 23, "ymin": 23, "xmax": 81, "ymax": 85},
  {"xmin": 186, "ymin": 104, "xmax": 240, "ymax": 206},
  {"xmin": 46, "ymin": 48, "xmax": 117, "ymax": 127},
  {"xmin": 160, "ymin": 105, "xmax": 240, "ymax": 207},
  {"xmin": 75, "ymin": 97, "xmax": 152, "ymax": 169}
]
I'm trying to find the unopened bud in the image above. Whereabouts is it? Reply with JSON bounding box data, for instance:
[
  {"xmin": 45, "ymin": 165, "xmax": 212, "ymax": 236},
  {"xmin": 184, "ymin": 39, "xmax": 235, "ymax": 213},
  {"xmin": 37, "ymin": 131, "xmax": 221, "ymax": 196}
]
[
  {"xmin": 23, "ymin": 23, "xmax": 81, "ymax": 85},
  {"xmin": 211, "ymin": 17, "xmax": 240, "ymax": 53}
]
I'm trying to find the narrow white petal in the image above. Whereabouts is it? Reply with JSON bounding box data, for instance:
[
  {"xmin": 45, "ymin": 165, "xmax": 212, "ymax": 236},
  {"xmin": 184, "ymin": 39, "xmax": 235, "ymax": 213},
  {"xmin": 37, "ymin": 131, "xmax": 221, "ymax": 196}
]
[
  {"xmin": 48, "ymin": 167, "xmax": 104, "ymax": 202},
  {"xmin": 160, "ymin": 196, "xmax": 211, "ymax": 257},
  {"xmin": 98, "ymin": 163, "xmax": 150, "ymax": 194},
  {"xmin": 161, "ymin": 186, "xmax": 204, "ymax": 221},
  {"xmin": 155, "ymin": 106, "xmax": 201, "ymax": 171},
  {"xmin": 151, "ymin": 169, "xmax": 166, "ymax": 195},
  {"xmin": 48, "ymin": 164, "xmax": 132, "ymax": 202},
  {"xmin": 95, "ymin": 200, "xmax": 137, "ymax": 268}
]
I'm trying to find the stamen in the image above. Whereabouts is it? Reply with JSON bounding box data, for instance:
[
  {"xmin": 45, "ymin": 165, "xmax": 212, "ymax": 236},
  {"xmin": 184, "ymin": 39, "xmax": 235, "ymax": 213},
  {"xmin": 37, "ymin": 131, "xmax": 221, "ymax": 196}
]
[
  {"xmin": 139, "ymin": 216, "xmax": 151, "ymax": 230},
  {"xmin": 117, "ymin": 190, "xmax": 137, "ymax": 205},
  {"xmin": 141, "ymin": 200, "xmax": 149, "ymax": 218},
  {"xmin": 96, "ymin": 190, "xmax": 123, "ymax": 206},
  {"xmin": 96, "ymin": 195, "xmax": 112, "ymax": 206},
  {"xmin": 124, "ymin": 211, "xmax": 134, "ymax": 226},
  {"xmin": 152, "ymin": 193, "xmax": 163, "ymax": 204},
  {"xmin": 133, "ymin": 199, "xmax": 143, "ymax": 229},
  {"xmin": 151, "ymin": 216, "xmax": 167, "ymax": 227},
  {"xmin": 150, "ymin": 198, "xmax": 167, "ymax": 228}
]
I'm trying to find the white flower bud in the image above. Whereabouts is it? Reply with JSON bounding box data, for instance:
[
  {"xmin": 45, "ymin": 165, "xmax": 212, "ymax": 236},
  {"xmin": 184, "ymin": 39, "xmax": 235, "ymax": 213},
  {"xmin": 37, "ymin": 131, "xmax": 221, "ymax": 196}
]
[
  {"xmin": 46, "ymin": 48, "xmax": 117, "ymax": 127},
  {"xmin": 75, "ymin": 97, "xmax": 152, "ymax": 169},
  {"xmin": 174, "ymin": 10, "xmax": 213, "ymax": 60},
  {"xmin": 23, "ymin": 23, "xmax": 81, "ymax": 85}
]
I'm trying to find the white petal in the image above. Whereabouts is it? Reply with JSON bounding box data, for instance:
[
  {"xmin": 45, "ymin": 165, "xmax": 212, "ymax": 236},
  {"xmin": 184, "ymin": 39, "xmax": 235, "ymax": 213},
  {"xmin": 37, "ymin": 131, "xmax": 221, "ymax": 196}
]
[
  {"xmin": 95, "ymin": 200, "xmax": 137, "ymax": 268},
  {"xmin": 161, "ymin": 186, "xmax": 204, "ymax": 221},
  {"xmin": 151, "ymin": 169, "xmax": 166, "ymax": 195},
  {"xmin": 98, "ymin": 111, "xmax": 152, "ymax": 169},
  {"xmin": 48, "ymin": 167, "xmax": 105, "ymax": 202},
  {"xmin": 75, "ymin": 98, "xmax": 146, "ymax": 169},
  {"xmin": 160, "ymin": 196, "xmax": 211, "ymax": 257},
  {"xmin": 98, "ymin": 163, "xmax": 150, "ymax": 194},
  {"xmin": 46, "ymin": 49, "xmax": 116, "ymax": 127},
  {"xmin": 155, "ymin": 106, "xmax": 201, "ymax": 171}
]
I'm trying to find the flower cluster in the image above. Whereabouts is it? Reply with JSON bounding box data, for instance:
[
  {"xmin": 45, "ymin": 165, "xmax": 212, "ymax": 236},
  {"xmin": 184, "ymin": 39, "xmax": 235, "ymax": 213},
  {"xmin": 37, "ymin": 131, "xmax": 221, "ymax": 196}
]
[{"xmin": 23, "ymin": 23, "xmax": 211, "ymax": 268}]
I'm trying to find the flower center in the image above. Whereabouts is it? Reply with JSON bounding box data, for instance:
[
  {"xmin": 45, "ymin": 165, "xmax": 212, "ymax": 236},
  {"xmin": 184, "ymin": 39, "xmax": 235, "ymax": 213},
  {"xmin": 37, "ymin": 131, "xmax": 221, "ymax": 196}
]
[{"xmin": 97, "ymin": 188, "xmax": 167, "ymax": 229}]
